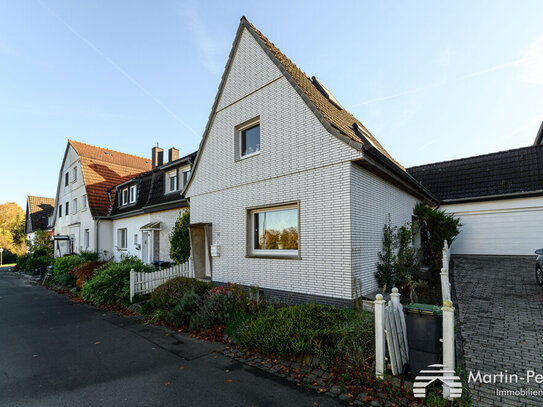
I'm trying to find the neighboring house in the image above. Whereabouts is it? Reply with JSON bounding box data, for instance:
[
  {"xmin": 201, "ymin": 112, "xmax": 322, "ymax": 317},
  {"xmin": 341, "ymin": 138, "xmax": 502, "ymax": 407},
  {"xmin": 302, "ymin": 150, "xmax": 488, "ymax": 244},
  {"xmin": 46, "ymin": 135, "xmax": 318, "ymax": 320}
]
[
  {"xmin": 25, "ymin": 195, "xmax": 55, "ymax": 245},
  {"xmin": 408, "ymin": 124, "xmax": 543, "ymax": 256},
  {"xmin": 52, "ymin": 140, "xmax": 152, "ymax": 258},
  {"xmin": 184, "ymin": 17, "xmax": 435, "ymax": 305},
  {"xmin": 108, "ymin": 147, "xmax": 196, "ymax": 263}
]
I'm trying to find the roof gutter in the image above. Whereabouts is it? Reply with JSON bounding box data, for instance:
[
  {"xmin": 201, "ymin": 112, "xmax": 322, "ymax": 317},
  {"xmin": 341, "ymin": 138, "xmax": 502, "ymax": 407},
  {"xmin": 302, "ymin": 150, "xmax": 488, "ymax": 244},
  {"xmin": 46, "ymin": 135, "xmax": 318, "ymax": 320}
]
[
  {"xmin": 352, "ymin": 123, "xmax": 438, "ymax": 204},
  {"xmin": 440, "ymin": 189, "xmax": 543, "ymax": 205}
]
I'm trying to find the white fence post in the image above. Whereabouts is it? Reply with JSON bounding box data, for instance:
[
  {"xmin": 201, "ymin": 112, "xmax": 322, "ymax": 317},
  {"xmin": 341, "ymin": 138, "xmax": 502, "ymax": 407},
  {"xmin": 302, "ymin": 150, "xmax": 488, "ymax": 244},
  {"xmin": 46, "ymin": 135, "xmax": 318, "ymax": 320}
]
[
  {"xmin": 375, "ymin": 293, "xmax": 386, "ymax": 379},
  {"xmin": 442, "ymin": 299, "xmax": 455, "ymax": 399},
  {"xmin": 129, "ymin": 269, "xmax": 135, "ymax": 303}
]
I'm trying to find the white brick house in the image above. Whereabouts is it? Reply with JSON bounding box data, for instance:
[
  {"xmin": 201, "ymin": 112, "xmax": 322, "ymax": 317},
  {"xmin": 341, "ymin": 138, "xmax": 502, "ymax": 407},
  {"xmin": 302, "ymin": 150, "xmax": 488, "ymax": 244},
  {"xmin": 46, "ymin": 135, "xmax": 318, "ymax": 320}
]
[{"xmin": 184, "ymin": 18, "xmax": 435, "ymax": 305}]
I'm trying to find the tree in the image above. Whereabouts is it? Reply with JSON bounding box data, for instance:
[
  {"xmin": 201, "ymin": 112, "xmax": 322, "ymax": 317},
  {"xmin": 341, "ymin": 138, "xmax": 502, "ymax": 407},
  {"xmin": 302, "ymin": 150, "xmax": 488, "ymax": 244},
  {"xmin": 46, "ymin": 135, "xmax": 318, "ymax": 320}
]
[
  {"xmin": 170, "ymin": 209, "xmax": 191, "ymax": 264},
  {"xmin": 27, "ymin": 229, "xmax": 54, "ymax": 257},
  {"xmin": 0, "ymin": 202, "xmax": 27, "ymax": 256},
  {"xmin": 375, "ymin": 216, "xmax": 397, "ymax": 292}
]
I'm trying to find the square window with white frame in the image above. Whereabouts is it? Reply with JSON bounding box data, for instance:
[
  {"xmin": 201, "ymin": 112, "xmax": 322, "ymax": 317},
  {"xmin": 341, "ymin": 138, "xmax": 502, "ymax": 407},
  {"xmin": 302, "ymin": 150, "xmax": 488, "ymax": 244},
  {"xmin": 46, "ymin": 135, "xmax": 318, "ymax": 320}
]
[
  {"xmin": 238, "ymin": 119, "xmax": 260, "ymax": 158},
  {"xmin": 166, "ymin": 170, "xmax": 178, "ymax": 193},
  {"xmin": 117, "ymin": 228, "xmax": 127, "ymax": 250},
  {"xmin": 248, "ymin": 203, "xmax": 299, "ymax": 257}
]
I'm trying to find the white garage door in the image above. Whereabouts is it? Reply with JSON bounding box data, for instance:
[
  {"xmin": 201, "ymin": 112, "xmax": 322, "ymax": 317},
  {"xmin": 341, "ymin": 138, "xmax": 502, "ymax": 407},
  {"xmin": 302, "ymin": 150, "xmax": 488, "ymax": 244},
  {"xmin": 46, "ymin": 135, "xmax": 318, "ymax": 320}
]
[{"xmin": 443, "ymin": 196, "xmax": 543, "ymax": 256}]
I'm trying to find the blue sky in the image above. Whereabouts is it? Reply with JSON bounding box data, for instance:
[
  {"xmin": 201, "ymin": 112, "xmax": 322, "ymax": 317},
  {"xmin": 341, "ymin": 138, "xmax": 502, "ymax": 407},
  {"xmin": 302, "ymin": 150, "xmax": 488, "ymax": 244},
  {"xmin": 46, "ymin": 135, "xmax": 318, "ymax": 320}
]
[{"xmin": 1, "ymin": 1, "xmax": 542, "ymax": 209}]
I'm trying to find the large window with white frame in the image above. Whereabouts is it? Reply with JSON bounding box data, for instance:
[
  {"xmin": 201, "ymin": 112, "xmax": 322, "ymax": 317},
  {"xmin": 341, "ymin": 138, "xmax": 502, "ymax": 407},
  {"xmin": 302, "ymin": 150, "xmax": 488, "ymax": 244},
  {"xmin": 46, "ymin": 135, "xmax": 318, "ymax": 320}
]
[
  {"xmin": 237, "ymin": 118, "xmax": 260, "ymax": 159},
  {"xmin": 117, "ymin": 228, "xmax": 127, "ymax": 250},
  {"xmin": 248, "ymin": 203, "xmax": 299, "ymax": 257},
  {"xmin": 166, "ymin": 170, "xmax": 178, "ymax": 193}
]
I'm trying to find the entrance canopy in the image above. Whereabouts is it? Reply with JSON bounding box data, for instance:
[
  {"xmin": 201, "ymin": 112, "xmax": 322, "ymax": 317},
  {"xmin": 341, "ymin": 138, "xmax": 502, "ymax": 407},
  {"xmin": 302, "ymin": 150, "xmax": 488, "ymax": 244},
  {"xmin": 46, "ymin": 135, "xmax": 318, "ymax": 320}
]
[{"xmin": 140, "ymin": 222, "xmax": 161, "ymax": 230}]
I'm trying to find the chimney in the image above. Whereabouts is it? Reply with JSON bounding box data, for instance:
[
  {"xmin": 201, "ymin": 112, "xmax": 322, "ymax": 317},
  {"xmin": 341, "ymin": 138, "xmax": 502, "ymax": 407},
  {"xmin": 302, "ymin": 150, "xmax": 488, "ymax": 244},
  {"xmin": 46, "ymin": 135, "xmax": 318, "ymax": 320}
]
[
  {"xmin": 152, "ymin": 144, "xmax": 163, "ymax": 169},
  {"xmin": 168, "ymin": 147, "xmax": 180, "ymax": 162}
]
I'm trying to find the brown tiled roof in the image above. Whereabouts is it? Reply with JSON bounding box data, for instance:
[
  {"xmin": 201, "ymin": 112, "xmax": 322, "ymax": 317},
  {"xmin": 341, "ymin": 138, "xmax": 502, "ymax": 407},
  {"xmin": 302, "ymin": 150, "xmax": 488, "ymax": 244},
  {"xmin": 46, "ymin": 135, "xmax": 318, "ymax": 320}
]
[
  {"xmin": 26, "ymin": 196, "xmax": 55, "ymax": 233},
  {"xmin": 69, "ymin": 140, "xmax": 152, "ymax": 216},
  {"xmin": 241, "ymin": 18, "xmax": 403, "ymax": 170}
]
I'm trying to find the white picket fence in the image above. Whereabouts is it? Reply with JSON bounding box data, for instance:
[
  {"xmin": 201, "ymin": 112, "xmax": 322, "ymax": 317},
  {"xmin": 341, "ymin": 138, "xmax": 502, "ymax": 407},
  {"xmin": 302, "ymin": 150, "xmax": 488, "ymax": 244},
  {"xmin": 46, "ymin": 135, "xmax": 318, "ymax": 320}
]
[
  {"xmin": 129, "ymin": 259, "xmax": 193, "ymax": 302},
  {"xmin": 375, "ymin": 240, "xmax": 457, "ymax": 399}
]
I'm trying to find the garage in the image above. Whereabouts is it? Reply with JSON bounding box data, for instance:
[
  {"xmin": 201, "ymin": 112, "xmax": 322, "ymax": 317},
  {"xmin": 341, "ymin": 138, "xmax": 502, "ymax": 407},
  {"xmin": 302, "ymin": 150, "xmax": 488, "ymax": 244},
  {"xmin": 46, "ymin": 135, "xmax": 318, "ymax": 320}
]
[{"xmin": 408, "ymin": 139, "xmax": 543, "ymax": 256}]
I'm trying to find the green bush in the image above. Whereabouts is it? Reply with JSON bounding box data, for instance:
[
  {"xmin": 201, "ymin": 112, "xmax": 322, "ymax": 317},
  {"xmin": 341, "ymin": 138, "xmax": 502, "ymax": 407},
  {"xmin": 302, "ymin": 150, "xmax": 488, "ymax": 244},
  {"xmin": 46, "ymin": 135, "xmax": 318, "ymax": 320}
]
[
  {"xmin": 34, "ymin": 256, "xmax": 53, "ymax": 269},
  {"xmin": 169, "ymin": 210, "xmax": 191, "ymax": 264},
  {"xmin": 237, "ymin": 304, "xmax": 349, "ymax": 359},
  {"xmin": 81, "ymin": 257, "xmax": 153, "ymax": 305},
  {"xmin": 166, "ymin": 289, "xmax": 201, "ymax": 327},
  {"xmin": 225, "ymin": 312, "xmax": 252, "ymax": 338},
  {"xmin": 32, "ymin": 249, "xmax": 48, "ymax": 258},
  {"xmin": 150, "ymin": 276, "xmax": 213, "ymax": 310},
  {"xmin": 16, "ymin": 253, "xmax": 33, "ymax": 271},
  {"xmin": 53, "ymin": 255, "xmax": 85, "ymax": 284},
  {"xmin": 334, "ymin": 310, "xmax": 374, "ymax": 370},
  {"xmin": 80, "ymin": 251, "xmax": 99, "ymax": 261},
  {"xmin": 190, "ymin": 287, "xmax": 244, "ymax": 331}
]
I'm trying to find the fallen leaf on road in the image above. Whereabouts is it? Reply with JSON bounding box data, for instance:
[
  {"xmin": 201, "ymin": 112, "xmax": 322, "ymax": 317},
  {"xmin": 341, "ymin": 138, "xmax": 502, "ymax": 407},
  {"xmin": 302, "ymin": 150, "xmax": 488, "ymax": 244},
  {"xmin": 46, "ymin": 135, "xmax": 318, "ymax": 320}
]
[
  {"xmin": 94, "ymin": 342, "xmax": 100, "ymax": 345},
  {"xmin": 179, "ymin": 366, "xmax": 185, "ymax": 370},
  {"xmin": 225, "ymin": 379, "xmax": 232, "ymax": 382},
  {"xmin": 313, "ymin": 403, "xmax": 318, "ymax": 406},
  {"xmin": 225, "ymin": 369, "xmax": 230, "ymax": 373},
  {"xmin": 165, "ymin": 382, "xmax": 170, "ymax": 386}
]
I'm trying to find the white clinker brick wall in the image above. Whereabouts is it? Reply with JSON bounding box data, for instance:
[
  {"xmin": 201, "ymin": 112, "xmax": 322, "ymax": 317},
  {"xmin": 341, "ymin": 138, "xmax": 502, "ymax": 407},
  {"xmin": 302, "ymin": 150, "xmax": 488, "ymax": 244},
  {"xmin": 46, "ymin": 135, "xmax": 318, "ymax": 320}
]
[{"xmin": 351, "ymin": 164, "xmax": 420, "ymax": 296}]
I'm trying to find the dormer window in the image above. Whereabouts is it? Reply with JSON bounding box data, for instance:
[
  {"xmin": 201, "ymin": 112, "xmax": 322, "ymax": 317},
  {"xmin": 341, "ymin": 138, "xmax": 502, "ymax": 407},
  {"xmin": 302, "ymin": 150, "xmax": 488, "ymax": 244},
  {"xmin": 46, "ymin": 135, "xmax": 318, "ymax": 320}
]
[
  {"xmin": 121, "ymin": 188, "xmax": 128, "ymax": 206},
  {"xmin": 238, "ymin": 119, "xmax": 260, "ymax": 159},
  {"xmin": 129, "ymin": 185, "xmax": 137, "ymax": 203},
  {"xmin": 182, "ymin": 169, "xmax": 191, "ymax": 188},
  {"xmin": 166, "ymin": 170, "xmax": 178, "ymax": 193}
]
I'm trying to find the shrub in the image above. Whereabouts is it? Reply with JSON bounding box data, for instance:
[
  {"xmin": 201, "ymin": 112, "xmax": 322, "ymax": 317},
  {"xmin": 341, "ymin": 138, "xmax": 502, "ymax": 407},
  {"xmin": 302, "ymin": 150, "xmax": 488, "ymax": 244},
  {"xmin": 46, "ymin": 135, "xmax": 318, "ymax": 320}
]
[
  {"xmin": 225, "ymin": 312, "xmax": 252, "ymax": 338},
  {"xmin": 413, "ymin": 201, "xmax": 461, "ymax": 270},
  {"xmin": 16, "ymin": 253, "xmax": 33, "ymax": 271},
  {"xmin": 70, "ymin": 261, "xmax": 107, "ymax": 288},
  {"xmin": 169, "ymin": 209, "xmax": 191, "ymax": 264},
  {"xmin": 375, "ymin": 217, "xmax": 397, "ymax": 291},
  {"xmin": 166, "ymin": 289, "xmax": 201, "ymax": 327},
  {"xmin": 237, "ymin": 304, "xmax": 349, "ymax": 360},
  {"xmin": 81, "ymin": 257, "xmax": 153, "ymax": 305},
  {"xmin": 334, "ymin": 310, "xmax": 374, "ymax": 370},
  {"xmin": 80, "ymin": 251, "xmax": 99, "ymax": 261},
  {"xmin": 53, "ymin": 255, "xmax": 85, "ymax": 284},
  {"xmin": 32, "ymin": 249, "xmax": 48, "ymax": 258},
  {"xmin": 190, "ymin": 285, "xmax": 245, "ymax": 331},
  {"xmin": 34, "ymin": 256, "xmax": 53, "ymax": 269},
  {"xmin": 150, "ymin": 276, "xmax": 213, "ymax": 310}
]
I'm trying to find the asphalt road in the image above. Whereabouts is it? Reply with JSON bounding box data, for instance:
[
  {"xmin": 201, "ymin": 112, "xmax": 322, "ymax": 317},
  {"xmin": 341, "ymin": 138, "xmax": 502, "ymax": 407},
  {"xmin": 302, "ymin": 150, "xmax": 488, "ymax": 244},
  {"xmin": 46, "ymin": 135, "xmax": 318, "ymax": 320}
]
[{"xmin": 0, "ymin": 273, "xmax": 343, "ymax": 407}]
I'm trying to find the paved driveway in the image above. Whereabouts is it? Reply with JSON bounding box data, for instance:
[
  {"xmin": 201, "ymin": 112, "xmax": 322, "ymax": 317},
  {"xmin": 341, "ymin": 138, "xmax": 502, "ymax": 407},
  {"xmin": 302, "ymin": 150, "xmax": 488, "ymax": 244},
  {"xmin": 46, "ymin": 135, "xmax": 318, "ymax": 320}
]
[{"xmin": 453, "ymin": 256, "xmax": 543, "ymax": 407}]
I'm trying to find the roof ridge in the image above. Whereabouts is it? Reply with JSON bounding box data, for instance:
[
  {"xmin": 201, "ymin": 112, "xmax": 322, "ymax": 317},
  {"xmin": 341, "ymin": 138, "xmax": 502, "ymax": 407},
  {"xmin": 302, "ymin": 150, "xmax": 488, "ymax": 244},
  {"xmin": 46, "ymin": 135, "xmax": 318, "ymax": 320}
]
[
  {"xmin": 408, "ymin": 143, "xmax": 543, "ymax": 170},
  {"xmin": 68, "ymin": 139, "xmax": 151, "ymax": 163},
  {"xmin": 28, "ymin": 195, "xmax": 55, "ymax": 200}
]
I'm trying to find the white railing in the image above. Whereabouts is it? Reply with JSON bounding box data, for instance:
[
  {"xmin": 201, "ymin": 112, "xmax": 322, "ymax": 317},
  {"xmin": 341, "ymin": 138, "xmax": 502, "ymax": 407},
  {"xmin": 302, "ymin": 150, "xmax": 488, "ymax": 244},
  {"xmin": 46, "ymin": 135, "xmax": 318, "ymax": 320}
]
[
  {"xmin": 440, "ymin": 240, "xmax": 456, "ymax": 400},
  {"xmin": 130, "ymin": 258, "xmax": 193, "ymax": 302}
]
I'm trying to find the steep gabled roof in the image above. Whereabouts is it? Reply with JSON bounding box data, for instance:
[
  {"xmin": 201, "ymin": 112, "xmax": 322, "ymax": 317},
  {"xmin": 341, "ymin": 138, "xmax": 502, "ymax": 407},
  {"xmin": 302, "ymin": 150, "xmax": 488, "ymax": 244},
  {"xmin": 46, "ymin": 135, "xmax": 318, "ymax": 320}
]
[
  {"xmin": 185, "ymin": 17, "xmax": 435, "ymax": 201},
  {"xmin": 69, "ymin": 140, "xmax": 152, "ymax": 216},
  {"xmin": 242, "ymin": 18, "xmax": 402, "ymax": 169},
  {"xmin": 408, "ymin": 145, "xmax": 543, "ymax": 202},
  {"xmin": 26, "ymin": 196, "xmax": 55, "ymax": 233}
]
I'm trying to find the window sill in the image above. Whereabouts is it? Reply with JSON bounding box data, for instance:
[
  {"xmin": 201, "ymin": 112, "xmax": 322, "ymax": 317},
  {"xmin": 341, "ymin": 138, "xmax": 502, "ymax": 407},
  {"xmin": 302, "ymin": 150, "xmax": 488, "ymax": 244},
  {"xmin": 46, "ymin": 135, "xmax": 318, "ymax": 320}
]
[
  {"xmin": 238, "ymin": 151, "xmax": 260, "ymax": 161},
  {"xmin": 246, "ymin": 254, "xmax": 301, "ymax": 260}
]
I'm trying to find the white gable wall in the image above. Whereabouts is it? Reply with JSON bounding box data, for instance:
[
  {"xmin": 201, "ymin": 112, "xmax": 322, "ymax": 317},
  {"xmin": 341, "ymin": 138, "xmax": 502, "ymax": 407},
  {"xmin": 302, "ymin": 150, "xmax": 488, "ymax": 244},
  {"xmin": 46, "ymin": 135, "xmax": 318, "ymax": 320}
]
[
  {"xmin": 351, "ymin": 164, "xmax": 420, "ymax": 296},
  {"xmin": 188, "ymin": 27, "xmax": 363, "ymax": 302}
]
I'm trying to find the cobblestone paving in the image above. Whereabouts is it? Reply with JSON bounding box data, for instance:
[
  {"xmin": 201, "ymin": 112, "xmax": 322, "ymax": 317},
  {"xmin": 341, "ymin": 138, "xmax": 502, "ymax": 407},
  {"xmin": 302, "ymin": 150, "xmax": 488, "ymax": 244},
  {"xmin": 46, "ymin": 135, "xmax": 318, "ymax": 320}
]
[{"xmin": 454, "ymin": 256, "xmax": 543, "ymax": 407}]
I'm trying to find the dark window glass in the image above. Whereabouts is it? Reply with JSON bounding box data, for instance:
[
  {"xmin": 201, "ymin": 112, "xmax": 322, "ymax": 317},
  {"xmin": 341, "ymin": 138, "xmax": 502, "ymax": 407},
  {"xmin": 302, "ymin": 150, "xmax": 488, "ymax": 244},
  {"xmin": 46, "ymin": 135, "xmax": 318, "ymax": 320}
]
[
  {"xmin": 182, "ymin": 170, "xmax": 191, "ymax": 187},
  {"xmin": 65, "ymin": 202, "xmax": 69, "ymax": 216},
  {"xmin": 59, "ymin": 205, "xmax": 62, "ymax": 218},
  {"xmin": 65, "ymin": 172, "xmax": 69, "ymax": 186},
  {"xmin": 241, "ymin": 124, "xmax": 260, "ymax": 156}
]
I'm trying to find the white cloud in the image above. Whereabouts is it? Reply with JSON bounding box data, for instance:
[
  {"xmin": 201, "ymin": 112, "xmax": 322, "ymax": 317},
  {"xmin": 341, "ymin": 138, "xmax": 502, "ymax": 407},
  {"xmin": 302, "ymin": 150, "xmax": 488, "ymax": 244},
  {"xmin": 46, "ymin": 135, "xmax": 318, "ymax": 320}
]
[
  {"xmin": 516, "ymin": 36, "xmax": 543, "ymax": 85},
  {"xmin": 180, "ymin": 5, "xmax": 225, "ymax": 77}
]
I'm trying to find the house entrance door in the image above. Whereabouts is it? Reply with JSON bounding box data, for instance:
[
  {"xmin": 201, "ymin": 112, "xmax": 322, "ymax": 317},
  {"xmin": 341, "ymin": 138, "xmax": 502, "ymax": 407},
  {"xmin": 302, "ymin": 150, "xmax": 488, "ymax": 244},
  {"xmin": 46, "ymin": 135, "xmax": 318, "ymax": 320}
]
[{"xmin": 142, "ymin": 231, "xmax": 150, "ymax": 264}]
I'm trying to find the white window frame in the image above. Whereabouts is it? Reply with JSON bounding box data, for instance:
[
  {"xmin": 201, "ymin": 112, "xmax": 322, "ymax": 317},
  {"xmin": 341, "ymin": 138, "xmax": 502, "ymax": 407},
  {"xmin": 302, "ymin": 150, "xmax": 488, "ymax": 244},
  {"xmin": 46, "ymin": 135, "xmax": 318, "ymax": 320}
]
[
  {"xmin": 121, "ymin": 188, "xmax": 128, "ymax": 206},
  {"xmin": 72, "ymin": 167, "xmax": 77, "ymax": 183},
  {"xmin": 247, "ymin": 202, "xmax": 300, "ymax": 258},
  {"xmin": 82, "ymin": 195, "xmax": 87, "ymax": 210},
  {"xmin": 58, "ymin": 205, "xmax": 62, "ymax": 218},
  {"xmin": 166, "ymin": 170, "xmax": 178, "ymax": 193},
  {"xmin": 117, "ymin": 228, "xmax": 127, "ymax": 250},
  {"xmin": 84, "ymin": 229, "xmax": 90, "ymax": 250},
  {"xmin": 237, "ymin": 118, "xmax": 261, "ymax": 160},
  {"xmin": 181, "ymin": 169, "xmax": 191, "ymax": 188},
  {"xmin": 72, "ymin": 198, "xmax": 77, "ymax": 213},
  {"xmin": 129, "ymin": 185, "xmax": 137, "ymax": 203}
]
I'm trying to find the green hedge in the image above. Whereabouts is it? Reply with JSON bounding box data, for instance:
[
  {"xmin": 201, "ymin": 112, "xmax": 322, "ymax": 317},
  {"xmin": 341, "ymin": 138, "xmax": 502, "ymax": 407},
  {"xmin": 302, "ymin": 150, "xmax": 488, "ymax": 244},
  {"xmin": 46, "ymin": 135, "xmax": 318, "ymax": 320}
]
[
  {"xmin": 150, "ymin": 276, "xmax": 213, "ymax": 310},
  {"xmin": 81, "ymin": 257, "xmax": 154, "ymax": 305},
  {"xmin": 53, "ymin": 255, "xmax": 85, "ymax": 284}
]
